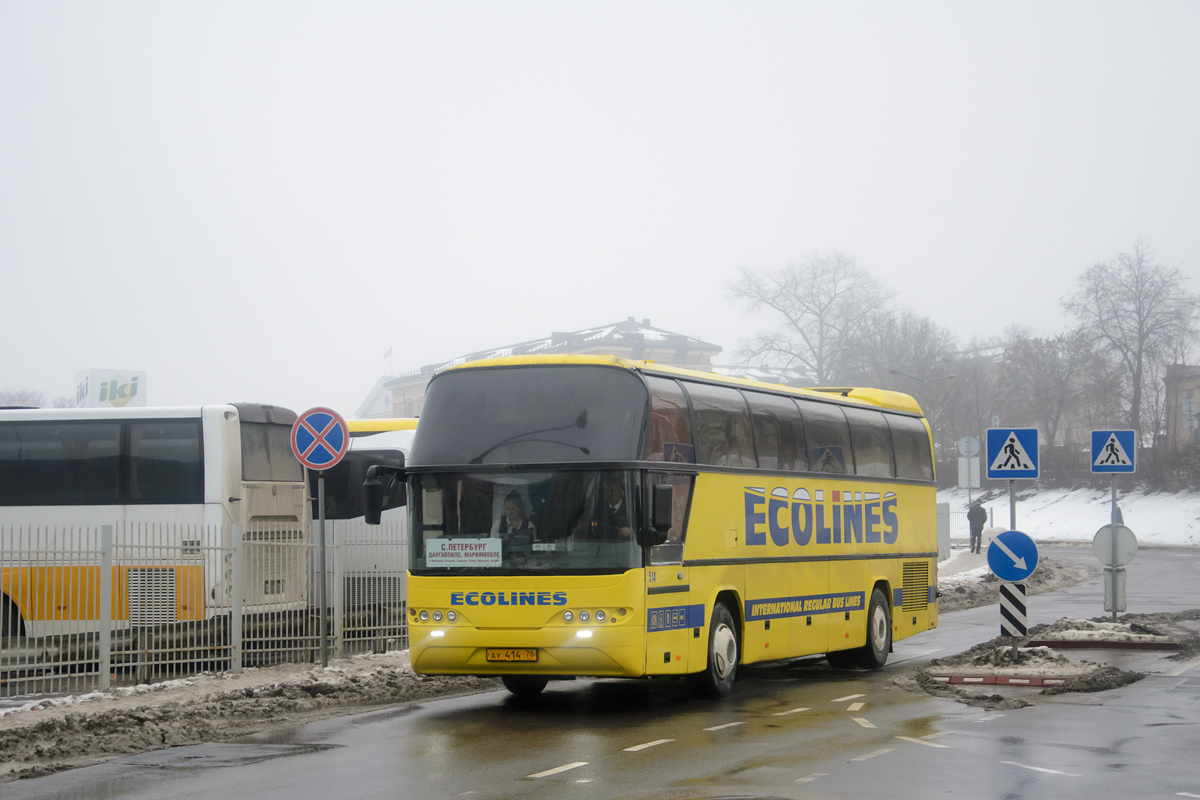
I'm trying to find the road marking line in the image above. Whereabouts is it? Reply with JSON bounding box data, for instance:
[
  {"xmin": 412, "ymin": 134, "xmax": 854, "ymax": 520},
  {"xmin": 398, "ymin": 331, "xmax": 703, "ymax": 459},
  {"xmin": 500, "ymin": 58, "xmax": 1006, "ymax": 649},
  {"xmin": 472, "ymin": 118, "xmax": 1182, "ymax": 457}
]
[
  {"xmin": 896, "ymin": 736, "xmax": 949, "ymax": 748},
  {"xmin": 977, "ymin": 714, "xmax": 1005, "ymax": 722},
  {"xmin": 921, "ymin": 732, "xmax": 949, "ymax": 740},
  {"xmin": 795, "ymin": 773, "xmax": 828, "ymax": 783},
  {"xmin": 773, "ymin": 707, "xmax": 812, "ymax": 716},
  {"xmin": 1167, "ymin": 658, "xmax": 1200, "ymax": 677},
  {"xmin": 528, "ymin": 762, "xmax": 588, "ymax": 778},
  {"xmin": 704, "ymin": 722, "xmax": 746, "ymax": 731},
  {"xmin": 833, "ymin": 693, "xmax": 865, "ymax": 702},
  {"xmin": 852, "ymin": 717, "xmax": 876, "ymax": 729},
  {"xmin": 1001, "ymin": 761, "xmax": 1081, "ymax": 777},
  {"xmin": 847, "ymin": 702, "xmax": 865, "ymax": 711},
  {"xmin": 1175, "ymin": 793, "xmax": 1200, "ymax": 798},
  {"xmin": 624, "ymin": 739, "xmax": 674, "ymax": 752},
  {"xmin": 850, "ymin": 748, "xmax": 895, "ymax": 761}
]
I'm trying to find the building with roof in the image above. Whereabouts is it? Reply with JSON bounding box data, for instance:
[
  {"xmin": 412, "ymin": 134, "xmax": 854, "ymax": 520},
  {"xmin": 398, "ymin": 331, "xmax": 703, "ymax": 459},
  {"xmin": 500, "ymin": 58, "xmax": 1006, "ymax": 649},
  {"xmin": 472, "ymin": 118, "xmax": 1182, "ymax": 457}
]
[{"xmin": 357, "ymin": 318, "xmax": 722, "ymax": 418}]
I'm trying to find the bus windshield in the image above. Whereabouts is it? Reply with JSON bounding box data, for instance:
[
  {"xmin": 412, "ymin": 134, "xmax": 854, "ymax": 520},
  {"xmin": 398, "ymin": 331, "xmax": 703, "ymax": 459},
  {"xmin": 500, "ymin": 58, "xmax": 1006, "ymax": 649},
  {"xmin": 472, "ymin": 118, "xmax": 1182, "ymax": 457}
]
[
  {"xmin": 410, "ymin": 366, "xmax": 647, "ymax": 466},
  {"xmin": 409, "ymin": 469, "xmax": 641, "ymax": 575}
]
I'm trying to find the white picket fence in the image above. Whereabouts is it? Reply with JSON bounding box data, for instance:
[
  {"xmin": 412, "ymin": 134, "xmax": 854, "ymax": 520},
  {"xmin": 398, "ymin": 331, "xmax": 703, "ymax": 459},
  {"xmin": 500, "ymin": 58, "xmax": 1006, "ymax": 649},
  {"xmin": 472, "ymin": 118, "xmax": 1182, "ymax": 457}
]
[{"xmin": 0, "ymin": 520, "xmax": 407, "ymax": 697}]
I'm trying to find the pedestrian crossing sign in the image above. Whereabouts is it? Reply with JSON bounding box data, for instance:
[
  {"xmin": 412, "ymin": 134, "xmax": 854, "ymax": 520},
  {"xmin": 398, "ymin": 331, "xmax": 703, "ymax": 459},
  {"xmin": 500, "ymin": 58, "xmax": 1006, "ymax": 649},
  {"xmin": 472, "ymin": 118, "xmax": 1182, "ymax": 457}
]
[
  {"xmin": 1091, "ymin": 430, "xmax": 1136, "ymax": 474},
  {"xmin": 985, "ymin": 428, "xmax": 1040, "ymax": 480}
]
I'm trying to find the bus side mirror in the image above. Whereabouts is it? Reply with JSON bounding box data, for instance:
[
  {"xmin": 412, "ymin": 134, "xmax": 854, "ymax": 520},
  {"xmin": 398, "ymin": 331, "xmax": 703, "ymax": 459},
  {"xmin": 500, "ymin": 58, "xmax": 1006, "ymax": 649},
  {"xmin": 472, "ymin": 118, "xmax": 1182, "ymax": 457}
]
[
  {"xmin": 641, "ymin": 483, "xmax": 673, "ymax": 546},
  {"xmin": 363, "ymin": 463, "xmax": 406, "ymax": 525}
]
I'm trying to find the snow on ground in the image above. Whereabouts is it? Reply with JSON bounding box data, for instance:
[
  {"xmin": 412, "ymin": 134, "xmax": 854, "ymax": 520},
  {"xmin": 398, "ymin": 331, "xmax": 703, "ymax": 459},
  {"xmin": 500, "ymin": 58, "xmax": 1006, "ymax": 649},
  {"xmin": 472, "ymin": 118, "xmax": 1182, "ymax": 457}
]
[{"xmin": 939, "ymin": 486, "xmax": 1200, "ymax": 545}]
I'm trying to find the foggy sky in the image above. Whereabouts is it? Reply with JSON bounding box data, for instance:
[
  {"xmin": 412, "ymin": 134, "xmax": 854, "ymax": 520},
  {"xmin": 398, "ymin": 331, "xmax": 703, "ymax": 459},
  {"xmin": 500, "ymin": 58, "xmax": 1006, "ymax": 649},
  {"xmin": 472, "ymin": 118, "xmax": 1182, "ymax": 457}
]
[{"xmin": 2, "ymin": 1, "xmax": 1197, "ymax": 416}]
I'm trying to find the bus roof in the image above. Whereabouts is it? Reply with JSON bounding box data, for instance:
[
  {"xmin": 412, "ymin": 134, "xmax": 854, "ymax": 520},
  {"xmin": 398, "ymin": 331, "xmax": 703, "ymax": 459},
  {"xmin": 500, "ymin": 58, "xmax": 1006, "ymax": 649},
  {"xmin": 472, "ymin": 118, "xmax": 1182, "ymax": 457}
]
[
  {"xmin": 0, "ymin": 404, "xmax": 298, "ymax": 422},
  {"xmin": 348, "ymin": 417, "xmax": 419, "ymax": 433},
  {"xmin": 441, "ymin": 354, "xmax": 924, "ymax": 416}
]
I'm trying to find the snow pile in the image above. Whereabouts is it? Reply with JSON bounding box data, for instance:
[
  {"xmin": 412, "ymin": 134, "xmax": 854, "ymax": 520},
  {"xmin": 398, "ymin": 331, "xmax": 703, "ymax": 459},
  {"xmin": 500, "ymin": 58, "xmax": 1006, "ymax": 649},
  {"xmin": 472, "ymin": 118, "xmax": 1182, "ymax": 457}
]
[
  {"xmin": 1037, "ymin": 617, "xmax": 1173, "ymax": 644},
  {"xmin": 0, "ymin": 651, "xmax": 500, "ymax": 781},
  {"xmin": 939, "ymin": 487, "xmax": 1200, "ymax": 545}
]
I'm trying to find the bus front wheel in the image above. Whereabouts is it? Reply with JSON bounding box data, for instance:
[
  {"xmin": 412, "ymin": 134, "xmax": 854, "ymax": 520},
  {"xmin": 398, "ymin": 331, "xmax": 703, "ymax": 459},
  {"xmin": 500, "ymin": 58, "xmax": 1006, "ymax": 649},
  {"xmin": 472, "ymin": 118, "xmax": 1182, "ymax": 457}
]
[
  {"xmin": 502, "ymin": 675, "xmax": 548, "ymax": 696},
  {"xmin": 689, "ymin": 602, "xmax": 738, "ymax": 699}
]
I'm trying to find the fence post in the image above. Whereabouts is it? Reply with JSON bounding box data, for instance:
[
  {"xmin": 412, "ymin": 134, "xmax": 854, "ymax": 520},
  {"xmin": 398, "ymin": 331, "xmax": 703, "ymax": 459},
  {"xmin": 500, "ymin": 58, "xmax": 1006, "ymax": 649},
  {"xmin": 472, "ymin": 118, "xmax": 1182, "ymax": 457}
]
[
  {"xmin": 99, "ymin": 525, "xmax": 113, "ymax": 691},
  {"xmin": 231, "ymin": 524, "xmax": 243, "ymax": 674},
  {"xmin": 332, "ymin": 520, "xmax": 344, "ymax": 660}
]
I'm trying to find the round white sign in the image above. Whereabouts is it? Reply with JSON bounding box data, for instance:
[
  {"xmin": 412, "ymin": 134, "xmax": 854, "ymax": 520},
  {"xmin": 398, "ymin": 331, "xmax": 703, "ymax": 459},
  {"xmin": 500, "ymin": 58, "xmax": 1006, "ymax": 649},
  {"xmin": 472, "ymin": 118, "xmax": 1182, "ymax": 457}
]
[{"xmin": 1093, "ymin": 524, "xmax": 1138, "ymax": 567}]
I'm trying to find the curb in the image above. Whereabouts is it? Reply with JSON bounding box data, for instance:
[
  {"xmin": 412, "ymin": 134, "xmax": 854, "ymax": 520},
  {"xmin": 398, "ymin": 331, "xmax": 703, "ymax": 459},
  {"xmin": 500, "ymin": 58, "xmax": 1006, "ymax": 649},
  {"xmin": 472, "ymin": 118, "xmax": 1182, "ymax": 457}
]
[
  {"xmin": 929, "ymin": 675, "xmax": 1077, "ymax": 687},
  {"xmin": 1026, "ymin": 639, "xmax": 1178, "ymax": 651}
]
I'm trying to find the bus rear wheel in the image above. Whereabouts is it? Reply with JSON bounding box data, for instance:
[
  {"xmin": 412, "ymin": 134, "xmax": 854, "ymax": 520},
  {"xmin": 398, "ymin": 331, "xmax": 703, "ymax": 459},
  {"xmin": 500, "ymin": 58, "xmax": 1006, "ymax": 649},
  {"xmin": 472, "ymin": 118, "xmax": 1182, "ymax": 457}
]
[
  {"xmin": 689, "ymin": 602, "xmax": 738, "ymax": 699},
  {"xmin": 827, "ymin": 588, "xmax": 891, "ymax": 670},
  {"xmin": 502, "ymin": 675, "xmax": 548, "ymax": 696}
]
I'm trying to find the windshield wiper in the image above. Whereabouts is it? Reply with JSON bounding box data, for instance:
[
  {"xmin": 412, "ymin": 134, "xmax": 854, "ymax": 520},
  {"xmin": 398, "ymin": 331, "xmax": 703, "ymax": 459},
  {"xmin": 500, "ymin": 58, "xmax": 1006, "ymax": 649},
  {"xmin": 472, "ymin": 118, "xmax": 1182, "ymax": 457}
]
[{"xmin": 468, "ymin": 410, "xmax": 588, "ymax": 464}]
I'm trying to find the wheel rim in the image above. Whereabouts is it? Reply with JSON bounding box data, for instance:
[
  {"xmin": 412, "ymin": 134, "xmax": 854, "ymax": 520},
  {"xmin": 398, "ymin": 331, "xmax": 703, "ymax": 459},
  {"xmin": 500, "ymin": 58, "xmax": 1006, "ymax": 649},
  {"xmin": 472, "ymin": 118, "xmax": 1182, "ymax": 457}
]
[
  {"xmin": 712, "ymin": 622, "xmax": 737, "ymax": 679},
  {"xmin": 870, "ymin": 603, "xmax": 888, "ymax": 653}
]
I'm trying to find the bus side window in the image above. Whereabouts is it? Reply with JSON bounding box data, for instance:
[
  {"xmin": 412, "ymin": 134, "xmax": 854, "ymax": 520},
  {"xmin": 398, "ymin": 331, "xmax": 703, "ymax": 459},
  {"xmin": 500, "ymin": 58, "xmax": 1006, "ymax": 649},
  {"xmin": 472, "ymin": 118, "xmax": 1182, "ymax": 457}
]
[
  {"xmin": 794, "ymin": 399, "xmax": 853, "ymax": 474},
  {"xmin": 128, "ymin": 420, "xmax": 204, "ymax": 504},
  {"xmin": 645, "ymin": 377, "xmax": 695, "ymax": 463},
  {"xmin": 888, "ymin": 415, "xmax": 934, "ymax": 481},
  {"xmin": 843, "ymin": 407, "xmax": 895, "ymax": 478},
  {"xmin": 747, "ymin": 391, "xmax": 809, "ymax": 471},
  {"xmin": 686, "ymin": 382, "xmax": 755, "ymax": 468},
  {"xmin": 646, "ymin": 472, "xmax": 693, "ymax": 564},
  {"xmin": 0, "ymin": 421, "xmax": 121, "ymax": 505}
]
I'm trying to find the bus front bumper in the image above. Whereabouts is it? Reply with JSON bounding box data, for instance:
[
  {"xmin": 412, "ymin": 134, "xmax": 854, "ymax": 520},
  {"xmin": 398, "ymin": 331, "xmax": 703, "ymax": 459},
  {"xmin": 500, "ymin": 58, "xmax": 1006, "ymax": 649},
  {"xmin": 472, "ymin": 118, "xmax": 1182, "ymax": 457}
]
[{"xmin": 409, "ymin": 624, "xmax": 646, "ymax": 678}]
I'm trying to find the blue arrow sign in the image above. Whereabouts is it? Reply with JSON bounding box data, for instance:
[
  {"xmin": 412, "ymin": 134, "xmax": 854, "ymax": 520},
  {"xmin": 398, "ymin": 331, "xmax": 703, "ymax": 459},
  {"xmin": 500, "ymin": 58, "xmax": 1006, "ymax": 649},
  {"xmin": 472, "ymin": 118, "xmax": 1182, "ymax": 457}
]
[
  {"xmin": 291, "ymin": 407, "xmax": 349, "ymax": 470},
  {"xmin": 1091, "ymin": 430, "xmax": 1136, "ymax": 474},
  {"xmin": 986, "ymin": 428, "xmax": 1039, "ymax": 480},
  {"xmin": 987, "ymin": 530, "xmax": 1039, "ymax": 582}
]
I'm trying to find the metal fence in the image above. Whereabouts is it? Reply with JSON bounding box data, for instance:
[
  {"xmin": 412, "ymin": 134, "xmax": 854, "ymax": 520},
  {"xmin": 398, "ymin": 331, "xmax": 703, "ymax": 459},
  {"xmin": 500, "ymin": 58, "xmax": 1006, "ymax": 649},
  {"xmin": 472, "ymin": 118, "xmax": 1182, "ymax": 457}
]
[
  {"xmin": 0, "ymin": 519, "xmax": 407, "ymax": 698},
  {"xmin": 946, "ymin": 505, "xmax": 997, "ymax": 542}
]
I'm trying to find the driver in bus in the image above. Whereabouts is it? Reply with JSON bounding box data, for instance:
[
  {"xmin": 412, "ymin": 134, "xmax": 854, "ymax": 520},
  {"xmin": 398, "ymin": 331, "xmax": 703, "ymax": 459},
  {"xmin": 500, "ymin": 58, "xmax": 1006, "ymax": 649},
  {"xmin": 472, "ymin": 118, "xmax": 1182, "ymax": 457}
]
[
  {"xmin": 601, "ymin": 477, "xmax": 631, "ymax": 539},
  {"xmin": 494, "ymin": 491, "xmax": 535, "ymax": 540}
]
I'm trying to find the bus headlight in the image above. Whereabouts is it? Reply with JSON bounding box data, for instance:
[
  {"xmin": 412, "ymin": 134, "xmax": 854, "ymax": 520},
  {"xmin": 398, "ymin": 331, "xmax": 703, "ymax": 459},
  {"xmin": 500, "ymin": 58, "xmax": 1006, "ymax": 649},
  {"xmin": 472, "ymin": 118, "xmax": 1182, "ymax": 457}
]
[
  {"xmin": 579, "ymin": 610, "xmax": 590, "ymax": 622},
  {"xmin": 447, "ymin": 611, "xmax": 457, "ymax": 622},
  {"xmin": 595, "ymin": 610, "xmax": 606, "ymax": 622},
  {"xmin": 432, "ymin": 611, "xmax": 443, "ymax": 622},
  {"xmin": 418, "ymin": 610, "xmax": 429, "ymax": 622},
  {"xmin": 563, "ymin": 611, "xmax": 574, "ymax": 622}
]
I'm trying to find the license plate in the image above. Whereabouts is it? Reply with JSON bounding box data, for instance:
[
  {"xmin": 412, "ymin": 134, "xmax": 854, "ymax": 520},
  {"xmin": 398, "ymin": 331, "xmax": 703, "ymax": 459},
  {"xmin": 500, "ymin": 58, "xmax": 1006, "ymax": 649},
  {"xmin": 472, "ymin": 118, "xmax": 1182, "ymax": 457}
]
[{"xmin": 486, "ymin": 648, "xmax": 538, "ymax": 662}]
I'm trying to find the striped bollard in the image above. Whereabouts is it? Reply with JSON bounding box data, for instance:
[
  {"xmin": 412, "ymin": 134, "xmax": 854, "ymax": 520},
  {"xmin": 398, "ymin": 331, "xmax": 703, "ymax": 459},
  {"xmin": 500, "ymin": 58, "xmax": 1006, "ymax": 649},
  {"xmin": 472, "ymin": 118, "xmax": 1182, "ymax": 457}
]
[{"xmin": 1000, "ymin": 582, "xmax": 1027, "ymax": 637}]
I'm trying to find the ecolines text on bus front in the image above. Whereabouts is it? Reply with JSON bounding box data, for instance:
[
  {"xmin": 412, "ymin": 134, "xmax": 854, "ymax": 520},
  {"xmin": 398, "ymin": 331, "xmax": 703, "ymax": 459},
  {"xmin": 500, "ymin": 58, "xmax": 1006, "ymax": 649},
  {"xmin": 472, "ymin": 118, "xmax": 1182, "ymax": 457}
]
[
  {"xmin": 450, "ymin": 591, "xmax": 567, "ymax": 607},
  {"xmin": 744, "ymin": 486, "xmax": 899, "ymax": 546}
]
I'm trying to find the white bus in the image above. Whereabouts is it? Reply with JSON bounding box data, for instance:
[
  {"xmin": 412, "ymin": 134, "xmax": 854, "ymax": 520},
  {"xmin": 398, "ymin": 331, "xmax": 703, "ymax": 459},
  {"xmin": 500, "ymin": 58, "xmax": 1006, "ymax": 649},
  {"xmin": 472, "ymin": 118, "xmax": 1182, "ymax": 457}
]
[
  {"xmin": 310, "ymin": 419, "xmax": 414, "ymax": 636},
  {"xmin": 0, "ymin": 404, "xmax": 311, "ymax": 641}
]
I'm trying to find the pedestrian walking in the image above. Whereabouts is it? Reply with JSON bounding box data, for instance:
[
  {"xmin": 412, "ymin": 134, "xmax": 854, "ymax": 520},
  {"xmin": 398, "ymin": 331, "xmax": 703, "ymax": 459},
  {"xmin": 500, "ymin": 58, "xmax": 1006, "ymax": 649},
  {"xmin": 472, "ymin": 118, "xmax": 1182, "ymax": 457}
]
[{"xmin": 967, "ymin": 500, "xmax": 987, "ymax": 554}]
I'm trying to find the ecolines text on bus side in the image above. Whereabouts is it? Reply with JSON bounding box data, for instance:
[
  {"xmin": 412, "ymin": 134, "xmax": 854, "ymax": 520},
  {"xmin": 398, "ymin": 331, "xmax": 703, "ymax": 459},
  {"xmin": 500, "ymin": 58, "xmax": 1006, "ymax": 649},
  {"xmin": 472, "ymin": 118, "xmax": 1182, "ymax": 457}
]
[{"xmin": 744, "ymin": 486, "xmax": 899, "ymax": 547}]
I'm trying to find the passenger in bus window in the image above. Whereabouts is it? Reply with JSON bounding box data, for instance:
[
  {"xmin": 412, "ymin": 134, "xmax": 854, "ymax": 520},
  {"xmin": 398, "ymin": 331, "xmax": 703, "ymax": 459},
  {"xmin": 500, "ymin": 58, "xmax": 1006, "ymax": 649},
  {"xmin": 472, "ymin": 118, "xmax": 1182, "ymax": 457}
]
[{"xmin": 495, "ymin": 491, "xmax": 535, "ymax": 539}]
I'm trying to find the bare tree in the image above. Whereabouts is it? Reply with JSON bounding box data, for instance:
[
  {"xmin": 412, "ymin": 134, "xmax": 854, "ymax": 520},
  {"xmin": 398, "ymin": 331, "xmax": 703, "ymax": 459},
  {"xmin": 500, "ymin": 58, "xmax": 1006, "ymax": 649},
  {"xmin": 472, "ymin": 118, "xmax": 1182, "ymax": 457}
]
[
  {"xmin": 995, "ymin": 331, "xmax": 1096, "ymax": 447},
  {"xmin": 730, "ymin": 252, "xmax": 894, "ymax": 385},
  {"xmin": 1063, "ymin": 241, "xmax": 1200, "ymax": 438},
  {"xmin": 0, "ymin": 388, "xmax": 47, "ymax": 408},
  {"xmin": 843, "ymin": 309, "xmax": 959, "ymax": 444},
  {"xmin": 0, "ymin": 388, "xmax": 73, "ymax": 408}
]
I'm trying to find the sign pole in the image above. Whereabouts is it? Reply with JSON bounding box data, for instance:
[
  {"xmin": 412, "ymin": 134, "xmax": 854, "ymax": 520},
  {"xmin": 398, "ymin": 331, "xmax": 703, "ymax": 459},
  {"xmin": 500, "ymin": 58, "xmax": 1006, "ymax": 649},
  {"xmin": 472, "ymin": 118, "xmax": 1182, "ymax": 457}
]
[
  {"xmin": 1110, "ymin": 474, "xmax": 1118, "ymax": 622},
  {"xmin": 289, "ymin": 406, "xmax": 350, "ymax": 672},
  {"xmin": 1009, "ymin": 479, "xmax": 1016, "ymax": 530},
  {"xmin": 318, "ymin": 470, "xmax": 328, "ymax": 668}
]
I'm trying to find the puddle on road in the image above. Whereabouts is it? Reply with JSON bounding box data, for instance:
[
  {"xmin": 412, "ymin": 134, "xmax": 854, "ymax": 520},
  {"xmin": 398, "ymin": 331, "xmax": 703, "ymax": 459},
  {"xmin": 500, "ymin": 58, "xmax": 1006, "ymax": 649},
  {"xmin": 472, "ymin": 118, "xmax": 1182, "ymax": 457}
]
[{"xmin": 119, "ymin": 742, "xmax": 340, "ymax": 769}]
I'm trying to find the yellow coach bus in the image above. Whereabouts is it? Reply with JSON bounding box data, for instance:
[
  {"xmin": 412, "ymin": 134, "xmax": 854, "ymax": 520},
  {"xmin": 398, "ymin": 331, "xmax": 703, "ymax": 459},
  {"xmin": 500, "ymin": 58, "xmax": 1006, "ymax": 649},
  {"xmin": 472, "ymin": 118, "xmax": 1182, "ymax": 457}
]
[{"xmin": 368, "ymin": 355, "xmax": 937, "ymax": 698}]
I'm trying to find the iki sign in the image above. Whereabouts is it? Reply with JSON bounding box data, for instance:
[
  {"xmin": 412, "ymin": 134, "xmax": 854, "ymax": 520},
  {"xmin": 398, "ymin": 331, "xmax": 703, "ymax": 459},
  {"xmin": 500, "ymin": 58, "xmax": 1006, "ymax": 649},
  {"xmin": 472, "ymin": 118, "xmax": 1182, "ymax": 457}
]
[{"xmin": 74, "ymin": 369, "xmax": 147, "ymax": 408}]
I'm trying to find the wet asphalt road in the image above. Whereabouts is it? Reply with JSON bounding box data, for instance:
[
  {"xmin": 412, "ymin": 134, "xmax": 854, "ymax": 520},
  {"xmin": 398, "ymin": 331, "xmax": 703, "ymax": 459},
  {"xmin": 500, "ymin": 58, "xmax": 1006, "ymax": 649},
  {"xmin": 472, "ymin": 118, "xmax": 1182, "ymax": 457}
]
[{"xmin": 10, "ymin": 545, "xmax": 1200, "ymax": 800}]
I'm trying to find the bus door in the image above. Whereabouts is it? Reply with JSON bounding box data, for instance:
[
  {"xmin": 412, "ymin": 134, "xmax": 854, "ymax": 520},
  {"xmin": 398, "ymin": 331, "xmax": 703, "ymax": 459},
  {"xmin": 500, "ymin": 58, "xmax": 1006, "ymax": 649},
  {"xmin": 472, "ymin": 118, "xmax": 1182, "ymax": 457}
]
[{"xmin": 644, "ymin": 472, "xmax": 694, "ymax": 675}]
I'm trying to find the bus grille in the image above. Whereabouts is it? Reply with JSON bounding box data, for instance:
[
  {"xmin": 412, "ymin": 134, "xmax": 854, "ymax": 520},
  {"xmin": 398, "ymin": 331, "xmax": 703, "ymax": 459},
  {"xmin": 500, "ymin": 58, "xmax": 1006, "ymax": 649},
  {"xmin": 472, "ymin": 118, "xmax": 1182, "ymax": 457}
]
[
  {"xmin": 901, "ymin": 562, "xmax": 929, "ymax": 612},
  {"xmin": 127, "ymin": 568, "xmax": 178, "ymax": 626}
]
